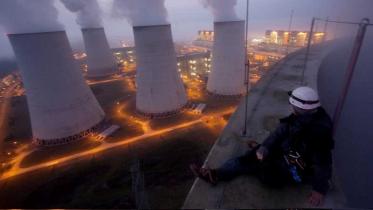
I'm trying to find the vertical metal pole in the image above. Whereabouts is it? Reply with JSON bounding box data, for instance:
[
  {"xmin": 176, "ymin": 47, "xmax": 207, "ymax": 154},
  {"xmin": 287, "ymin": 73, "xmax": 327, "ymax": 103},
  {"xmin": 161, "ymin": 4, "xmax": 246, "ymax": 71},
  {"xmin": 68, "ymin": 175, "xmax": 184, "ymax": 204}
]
[
  {"xmin": 301, "ymin": 17, "xmax": 316, "ymax": 84},
  {"xmin": 242, "ymin": 0, "xmax": 250, "ymax": 136},
  {"xmin": 286, "ymin": 9, "xmax": 294, "ymax": 55},
  {"xmin": 332, "ymin": 18, "xmax": 370, "ymax": 134},
  {"xmin": 323, "ymin": 17, "xmax": 329, "ymax": 42},
  {"xmin": 334, "ymin": 17, "xmax": 340, "ymax": 40}
]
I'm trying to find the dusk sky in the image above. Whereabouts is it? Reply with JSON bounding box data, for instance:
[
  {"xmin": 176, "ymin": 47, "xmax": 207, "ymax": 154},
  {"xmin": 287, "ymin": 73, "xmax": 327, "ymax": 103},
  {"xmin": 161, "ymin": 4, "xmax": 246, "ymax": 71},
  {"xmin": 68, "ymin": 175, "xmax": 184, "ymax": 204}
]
[{"xmin": 0, "ymin": 0, "xmax": 372, "ymax": 59}]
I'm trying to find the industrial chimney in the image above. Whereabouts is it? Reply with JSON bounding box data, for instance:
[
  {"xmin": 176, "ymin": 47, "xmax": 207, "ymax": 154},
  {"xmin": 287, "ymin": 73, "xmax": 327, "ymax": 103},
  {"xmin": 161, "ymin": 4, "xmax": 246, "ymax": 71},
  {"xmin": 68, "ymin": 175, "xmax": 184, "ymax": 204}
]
[
  {"xmin": 8, "ymin": 31, "xmax": 106, "ymax": 146},
  {"xmin": 82, "ymin": 28, "xmax": 118, "ymax": 78},
  {"xmin": 207, "ymin": 20, "xmax": 246, "ymax": 96},
  {"xmin": 133, "ymin": 24, "xmax": 187, "ymax": 116}
]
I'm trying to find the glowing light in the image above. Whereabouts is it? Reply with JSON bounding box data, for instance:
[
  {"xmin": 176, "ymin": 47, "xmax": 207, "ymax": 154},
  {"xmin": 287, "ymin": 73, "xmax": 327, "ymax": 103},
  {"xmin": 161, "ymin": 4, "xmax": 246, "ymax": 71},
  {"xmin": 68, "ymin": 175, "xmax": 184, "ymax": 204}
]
[
  {"xmin": 252, "ymin": 38, "xmax": 263, "ymax": 43},
  {"xmin": 0, "ymin": 106, "xmax": 235, "ymax": 181},
  {"xmin": 46, "ymin": 160, "xmax": 59, "ymax": 167}
]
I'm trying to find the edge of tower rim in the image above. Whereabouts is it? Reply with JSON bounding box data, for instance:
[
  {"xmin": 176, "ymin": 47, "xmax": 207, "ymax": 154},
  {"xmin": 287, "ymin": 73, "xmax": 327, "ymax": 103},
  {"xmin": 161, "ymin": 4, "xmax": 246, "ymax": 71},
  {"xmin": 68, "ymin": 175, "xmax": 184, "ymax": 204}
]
[
  {"xmin": 32, "ymin": 118, "xmax": 108, "ymax": 148},
  {"xmin": 132, "ymin": 24, "xmax": 172, "ymax": 30},
  {"xmin": 81, "ymin": 27, "xmax": 105, "ymax": 31},
  {"xmin": 136, "ymin": 101, "xmax": 191, "ymax": 119},
  {"xmin": 214, "ymin": 20, "xmax": 245, "ymax": 24},
  {"xmin": 7, "ymin": 30, "xmax": 67, "ymax": 37},
  {"xmin": 206, "ymin": 91, "xmax": 244, "ymax": 99}
]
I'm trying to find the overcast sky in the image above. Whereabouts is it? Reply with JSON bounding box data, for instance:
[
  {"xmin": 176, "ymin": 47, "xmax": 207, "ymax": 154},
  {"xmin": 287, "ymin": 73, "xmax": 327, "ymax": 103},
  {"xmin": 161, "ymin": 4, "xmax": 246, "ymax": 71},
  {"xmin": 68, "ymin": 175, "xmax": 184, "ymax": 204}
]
[{"xmin": 0, "ymin": 0, "xmax": 372, "ymax": 59}]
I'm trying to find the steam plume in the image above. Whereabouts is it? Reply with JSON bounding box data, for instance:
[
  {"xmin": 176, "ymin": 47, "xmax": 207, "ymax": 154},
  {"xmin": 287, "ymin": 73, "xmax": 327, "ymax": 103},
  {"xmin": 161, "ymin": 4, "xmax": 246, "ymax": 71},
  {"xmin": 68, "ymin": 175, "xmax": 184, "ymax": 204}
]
[
  {"xmin": 0, "ymin": 0, "xmax": 63, "ymax": 34},
  {"xmin": 112, "ymin": 0, "xmax": 168, "ymax": 26},
  {"xmin": 60, "ymin": 0, "xmax": 103, "ymax": 28},
  {"xmin": 201, "ymin": 0, "xmax": 239, "ymax": 22}
]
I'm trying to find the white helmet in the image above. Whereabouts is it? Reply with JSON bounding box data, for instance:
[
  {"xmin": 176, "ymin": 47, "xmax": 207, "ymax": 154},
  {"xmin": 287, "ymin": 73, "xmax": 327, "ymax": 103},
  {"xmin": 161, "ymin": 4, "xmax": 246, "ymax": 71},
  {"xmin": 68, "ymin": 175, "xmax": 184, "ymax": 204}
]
[{"xmin": 288, "ymin": 86, "xmax": 321, "ymax": 110}]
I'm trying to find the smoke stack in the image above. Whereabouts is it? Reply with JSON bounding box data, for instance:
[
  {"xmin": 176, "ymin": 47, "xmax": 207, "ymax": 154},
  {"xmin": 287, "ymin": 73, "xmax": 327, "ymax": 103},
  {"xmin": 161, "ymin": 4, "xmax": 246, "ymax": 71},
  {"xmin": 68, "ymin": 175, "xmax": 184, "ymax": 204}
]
[
  {"xmin": 133, "ymin": 24, "xmax": 187, "ymax": 116},
  {"xmin": 207, "ymin": 21, "xmax": 246, "ymax": 96},
  {"xmin": 8, "ymin": 31, "xmax": 105, "ymax": 146},
  {"xmin": 82, "ymin": 28, "xmax": 118, "ymax": 78}
]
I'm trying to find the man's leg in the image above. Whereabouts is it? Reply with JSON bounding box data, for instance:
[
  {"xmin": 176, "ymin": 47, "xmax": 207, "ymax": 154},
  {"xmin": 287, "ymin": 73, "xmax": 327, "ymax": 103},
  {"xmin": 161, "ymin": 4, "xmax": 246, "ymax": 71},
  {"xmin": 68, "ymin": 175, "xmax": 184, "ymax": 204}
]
[
  {"xmin": 190, "ymin": 145, "xmax": 260, "ymax": 184},
  {"xmin": 216, "ymin": 149, "xmax": 260, "ymax": 181}
]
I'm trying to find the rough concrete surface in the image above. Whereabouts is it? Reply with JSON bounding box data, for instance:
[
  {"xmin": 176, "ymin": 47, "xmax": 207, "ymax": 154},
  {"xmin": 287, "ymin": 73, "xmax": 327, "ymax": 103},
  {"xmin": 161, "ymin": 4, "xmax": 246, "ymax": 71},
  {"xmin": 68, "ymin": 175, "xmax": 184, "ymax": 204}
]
[{"xmin": 183, "ymin": 45, "xmax": 346, "ymax": 209}]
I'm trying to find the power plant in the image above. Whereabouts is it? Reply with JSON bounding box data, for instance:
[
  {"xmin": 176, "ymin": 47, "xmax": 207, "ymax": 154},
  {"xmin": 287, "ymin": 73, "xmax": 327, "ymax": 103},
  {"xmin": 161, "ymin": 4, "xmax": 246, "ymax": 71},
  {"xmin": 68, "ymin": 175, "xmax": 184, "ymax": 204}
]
[
  {"xmin": 8, "ymin": 31, "xmax": 106, "ymax": 146},
  {"xmin": 207, "ymin": 20, "xmax": 246, "ymax": 96},
  {"xmin": 133, "ymin": 24, "xmax": 187, "ymax": 116},
  {"xmin": 82, "ymin": 28, "xmax": 118, "ymax": 78}
]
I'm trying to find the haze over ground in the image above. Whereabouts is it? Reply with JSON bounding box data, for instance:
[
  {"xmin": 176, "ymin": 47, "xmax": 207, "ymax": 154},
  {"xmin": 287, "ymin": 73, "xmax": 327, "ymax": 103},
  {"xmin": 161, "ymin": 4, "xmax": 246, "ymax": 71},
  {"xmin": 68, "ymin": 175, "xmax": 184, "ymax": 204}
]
[{"xmin": 0, "ymin": 0, "xmax": 372, "ymax": 59}]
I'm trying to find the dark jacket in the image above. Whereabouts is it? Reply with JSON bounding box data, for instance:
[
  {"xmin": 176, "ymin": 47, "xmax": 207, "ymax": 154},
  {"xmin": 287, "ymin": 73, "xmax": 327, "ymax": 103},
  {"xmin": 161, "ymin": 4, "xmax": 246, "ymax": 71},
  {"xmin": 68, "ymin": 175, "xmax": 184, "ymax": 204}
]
[{"xmin": 261, "ymin": 107, "xmax": 334, "ymax": 195}]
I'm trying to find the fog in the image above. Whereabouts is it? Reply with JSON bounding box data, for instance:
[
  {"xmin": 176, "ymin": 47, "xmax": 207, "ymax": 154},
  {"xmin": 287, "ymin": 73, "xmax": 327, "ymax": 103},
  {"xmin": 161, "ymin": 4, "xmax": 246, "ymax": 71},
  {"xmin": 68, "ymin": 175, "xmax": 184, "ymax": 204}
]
[
  {"xmin": 0, "ymin": 0, "xmax": 63, "ymax": 33},
  {"xmin": 0, "ymin": 0, "xmax": 372, "ymax": 60},
  {"xmin": 112, "ymin": 0, "xmax": 169, "ymax": 26},
  {"xmin": 60, "ymin": 0, "xmax": 103, "ymax": 28},
  {"xmin": 201, "ymin": 0, "xmax": 239, "ymax": 22}
]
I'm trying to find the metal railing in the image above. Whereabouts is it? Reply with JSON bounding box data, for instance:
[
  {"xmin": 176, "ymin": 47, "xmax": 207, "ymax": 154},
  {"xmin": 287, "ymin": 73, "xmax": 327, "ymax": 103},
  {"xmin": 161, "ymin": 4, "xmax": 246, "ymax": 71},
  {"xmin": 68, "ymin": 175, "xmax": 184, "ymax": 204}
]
[{"xmin": 301, "ymin": 17, "xmax": 371, "ymax": 134}]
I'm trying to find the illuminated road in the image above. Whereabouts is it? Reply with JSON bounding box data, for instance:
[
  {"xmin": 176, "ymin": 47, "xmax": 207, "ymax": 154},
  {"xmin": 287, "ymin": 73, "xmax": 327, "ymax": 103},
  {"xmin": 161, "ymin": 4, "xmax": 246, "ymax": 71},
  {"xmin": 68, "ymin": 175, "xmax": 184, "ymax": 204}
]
[
  {"xmin": 0, "ymin": 85, "xmax": 16, "ymax": 150},
  {"xmin": 87, "ymin": 72, "xmax": 136, "ymax": 86},
  {"xmin": 0, "ymin": 108, "xmax": 235, "ymax": 181},
  {"xmin": 116, "ymin": 103, "xmax": 152, "ymax": 133},
  {"xmin": 87, "ymin": 77, "xmax": 125, "ymax": 85}
]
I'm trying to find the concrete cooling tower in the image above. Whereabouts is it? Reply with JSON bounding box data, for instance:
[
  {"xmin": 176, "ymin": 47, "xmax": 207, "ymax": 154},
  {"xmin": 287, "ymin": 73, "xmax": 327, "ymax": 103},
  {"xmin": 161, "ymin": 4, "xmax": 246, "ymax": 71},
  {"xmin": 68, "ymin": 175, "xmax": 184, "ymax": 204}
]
[
  {"xmin": 82, "ymin": 28, "xmax": 118, "ymax": 78},
  {"xmin": 8, "ymin": 31, "xmax": 105, "ymax": 146},
  {"xmin": 133, "ymin": 24, "xmax": 187, "ymax": 116},
  {"xmin": 207, "ymin": 21, "xmax": 246, "ymax": 96}
]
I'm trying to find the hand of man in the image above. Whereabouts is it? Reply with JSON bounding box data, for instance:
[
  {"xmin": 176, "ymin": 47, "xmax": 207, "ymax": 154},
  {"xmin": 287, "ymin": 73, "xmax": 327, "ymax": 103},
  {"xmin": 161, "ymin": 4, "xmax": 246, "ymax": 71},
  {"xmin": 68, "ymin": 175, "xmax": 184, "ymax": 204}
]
[
  {"xmin": 308, "ymin": 190, "xmax": 324, "ymax": 206},
  {"xmin": 256, "ymin": 150, "xmax": 264, "ymax": 161},
  {"xmin": 255, "ymin": 146, "xmax": 268, "ymax": 161}
]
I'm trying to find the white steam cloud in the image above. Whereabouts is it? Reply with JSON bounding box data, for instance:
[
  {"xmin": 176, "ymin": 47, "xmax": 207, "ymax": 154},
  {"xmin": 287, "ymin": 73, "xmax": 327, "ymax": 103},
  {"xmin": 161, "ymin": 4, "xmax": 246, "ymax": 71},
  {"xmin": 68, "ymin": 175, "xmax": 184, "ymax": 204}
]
[
  {"xmin": 112, "ymin": 0, "xmax": 169, "ymax": 26},
  {"xmin": 201, "ymin": 0, "xmax": 239, "ymax": 22},
  {"xmin": 0, "ymin": 0, "xmax": 63, "ymax": 34},
  {"xmin": 60, "ymin": 0, "xmax": 103, "ymax": 28}
]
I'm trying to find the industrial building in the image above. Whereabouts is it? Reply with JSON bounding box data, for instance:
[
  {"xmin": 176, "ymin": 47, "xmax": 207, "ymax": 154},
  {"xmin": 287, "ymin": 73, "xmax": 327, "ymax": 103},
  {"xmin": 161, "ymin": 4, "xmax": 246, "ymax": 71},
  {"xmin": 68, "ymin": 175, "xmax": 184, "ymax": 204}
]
[
  {"xmin": 265, "ymin": 30, "xmax": 325, "ymax": 47},
  {"xmin": 248, "ymin": 51, "xmax": 284, "ymax": 64},
  {"xmin": 177, "ymin": 51, "xmax": 211, "ymax": 80},
  {"xmin": 82, "ymin": 28, "xmax": 118, "ymax": 78},
  {"xmin": 112, "ymin": 47, "xmax": 136, "ymax": 69},
  {"xmin": 207, "ymin": 21, "xmax": 246, "ymax": 96},
  {"xmin": 133, "ymin": 24, "xmax": 187, "ymax": 117},
  {"xmin": 193, "ymin": 30, "xmax": 214, "ymax": 48},
  {"xmin": 8, "ymin": 31, "xmax": 105, "ymax": 146}
]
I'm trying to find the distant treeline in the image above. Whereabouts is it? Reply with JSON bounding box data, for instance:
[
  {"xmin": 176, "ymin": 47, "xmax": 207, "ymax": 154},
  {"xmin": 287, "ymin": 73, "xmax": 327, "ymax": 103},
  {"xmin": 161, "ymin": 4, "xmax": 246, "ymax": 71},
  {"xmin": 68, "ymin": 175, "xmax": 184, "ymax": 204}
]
[{"xmin": 0, "ymin": 58, "xmax": 17, "ymax": 79}]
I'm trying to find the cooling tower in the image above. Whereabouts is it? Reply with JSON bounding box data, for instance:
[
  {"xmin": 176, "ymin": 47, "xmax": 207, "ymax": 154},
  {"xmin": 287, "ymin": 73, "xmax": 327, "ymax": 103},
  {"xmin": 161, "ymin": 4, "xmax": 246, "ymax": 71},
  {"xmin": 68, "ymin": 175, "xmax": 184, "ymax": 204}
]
[
  {"xmin": 207, "ymin": 21, "xmax": 246, "ymax": 96},
  {"xmin": 82, "ymin": 28, "xmax": 118, "ymax": 78},
  {"xmin": 8, "ymin": 31, "xmax": 105, "ymax": 146},
  {"xmin": 133, "ymin": 24, "xmax": 187, "ymax": 116}
]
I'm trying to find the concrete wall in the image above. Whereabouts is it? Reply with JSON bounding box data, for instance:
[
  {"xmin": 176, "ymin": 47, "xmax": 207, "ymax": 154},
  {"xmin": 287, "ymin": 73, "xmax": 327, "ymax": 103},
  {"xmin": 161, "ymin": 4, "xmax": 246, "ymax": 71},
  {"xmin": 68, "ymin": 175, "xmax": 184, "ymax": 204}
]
[
  {"xmin": 207, "ymin": 21, "xmax": 246, "ymax": 96},
  {"xmin": 318, "ymin": 32, "xmax": 373, "ymax": 208},
  {"xmin": 82, "ymin": 28, "xmax": 118, "ymax": 78},
  {"xmin": 133, "ymin": 24, "xmax": 187, "ymax": 114},
  {"xmin": 8, "ymin": 31, "xmax": 105, "ymax": 142}
]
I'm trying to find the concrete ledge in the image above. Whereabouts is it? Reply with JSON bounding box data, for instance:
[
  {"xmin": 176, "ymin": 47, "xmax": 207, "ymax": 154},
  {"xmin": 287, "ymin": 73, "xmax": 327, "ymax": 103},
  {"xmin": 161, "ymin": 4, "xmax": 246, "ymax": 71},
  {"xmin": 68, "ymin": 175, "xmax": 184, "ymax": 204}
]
[{"xmin": 183, "ymin": 45, "xmax": 346, "ymax": 209}]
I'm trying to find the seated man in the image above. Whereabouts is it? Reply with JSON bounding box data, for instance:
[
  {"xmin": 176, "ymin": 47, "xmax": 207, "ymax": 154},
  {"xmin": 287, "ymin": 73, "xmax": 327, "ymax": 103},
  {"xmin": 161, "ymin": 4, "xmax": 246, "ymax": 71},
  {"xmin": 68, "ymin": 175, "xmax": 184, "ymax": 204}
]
[{"xmin": 190, "ymin": 87, "xmax": 334, "ymax": 207}]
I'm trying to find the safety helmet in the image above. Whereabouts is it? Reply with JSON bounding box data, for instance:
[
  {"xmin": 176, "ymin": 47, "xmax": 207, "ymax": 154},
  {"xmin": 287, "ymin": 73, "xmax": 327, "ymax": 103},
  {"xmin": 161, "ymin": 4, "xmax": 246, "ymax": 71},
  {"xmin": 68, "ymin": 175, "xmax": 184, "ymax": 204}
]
[{"xmin": 288, "ymin": 86, "xmax": 321, "ymax": 110}]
